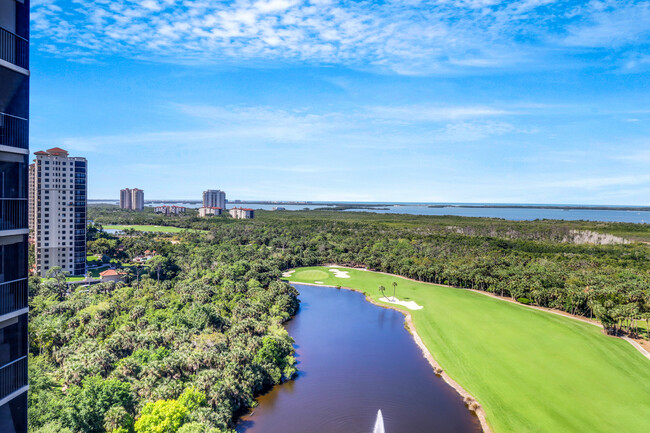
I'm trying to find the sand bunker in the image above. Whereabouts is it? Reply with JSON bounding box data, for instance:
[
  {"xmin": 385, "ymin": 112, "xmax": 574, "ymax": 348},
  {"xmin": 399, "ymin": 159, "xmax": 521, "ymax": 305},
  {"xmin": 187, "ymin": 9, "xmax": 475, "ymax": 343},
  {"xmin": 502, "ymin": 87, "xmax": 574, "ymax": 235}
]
[
  {"xmin": 282, "ymin": 270, "xmax": 295, "ymax": 277},
  {"xmin": 379, "ymin": 297, "xmax": 423, "ymax": 310},
  {"xmin": 328, "ymin": 268, "xmax": 351, "ymax": 278},
  {"xmin": 314, "ymin": 281, "xmax": 324, "ymax": 284}
]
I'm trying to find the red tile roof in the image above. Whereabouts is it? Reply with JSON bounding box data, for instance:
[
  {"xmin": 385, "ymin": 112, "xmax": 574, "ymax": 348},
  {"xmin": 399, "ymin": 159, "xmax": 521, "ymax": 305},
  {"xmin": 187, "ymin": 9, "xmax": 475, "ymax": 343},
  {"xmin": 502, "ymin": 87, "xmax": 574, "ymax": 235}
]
[
  {"xmin": 100, "ymin": 269, "xmax": 125, "ymax": 277},
  {"xmin": 46, "ymin": 147, "xmax": 69, "ymax": 156}
]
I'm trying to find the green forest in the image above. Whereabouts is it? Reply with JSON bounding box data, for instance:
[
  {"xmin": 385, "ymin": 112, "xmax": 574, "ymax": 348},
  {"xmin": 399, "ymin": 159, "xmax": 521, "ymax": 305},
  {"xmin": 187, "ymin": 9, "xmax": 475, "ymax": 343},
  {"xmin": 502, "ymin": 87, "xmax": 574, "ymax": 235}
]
[{"xmin": 28, "ymin": 206, "xmax": 650, "ymax": 433}]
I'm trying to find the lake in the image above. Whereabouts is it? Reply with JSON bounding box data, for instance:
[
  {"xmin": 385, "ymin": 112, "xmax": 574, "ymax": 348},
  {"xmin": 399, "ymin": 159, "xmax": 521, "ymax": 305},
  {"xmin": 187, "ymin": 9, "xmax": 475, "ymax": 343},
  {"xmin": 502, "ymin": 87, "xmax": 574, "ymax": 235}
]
[{"xmin": 236, "ymin": 284, "xmax": 481, "ymax": 433}]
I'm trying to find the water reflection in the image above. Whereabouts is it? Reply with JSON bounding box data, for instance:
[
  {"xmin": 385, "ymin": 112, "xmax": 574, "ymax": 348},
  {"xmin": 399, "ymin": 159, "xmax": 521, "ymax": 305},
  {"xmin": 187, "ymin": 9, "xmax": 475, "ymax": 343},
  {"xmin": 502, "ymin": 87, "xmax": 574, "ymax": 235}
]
[{"xmin": 236, "ymin": 284, "xmax": 481, "ymax": 433}]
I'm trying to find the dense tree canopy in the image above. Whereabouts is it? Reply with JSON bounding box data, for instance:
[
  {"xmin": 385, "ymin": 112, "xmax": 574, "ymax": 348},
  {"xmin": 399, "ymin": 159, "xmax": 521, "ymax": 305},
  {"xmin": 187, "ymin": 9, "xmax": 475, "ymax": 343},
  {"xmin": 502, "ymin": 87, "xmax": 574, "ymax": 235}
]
[{"xmin": 28, "ymin": 206, "xmax": 650, "ymax": 433}]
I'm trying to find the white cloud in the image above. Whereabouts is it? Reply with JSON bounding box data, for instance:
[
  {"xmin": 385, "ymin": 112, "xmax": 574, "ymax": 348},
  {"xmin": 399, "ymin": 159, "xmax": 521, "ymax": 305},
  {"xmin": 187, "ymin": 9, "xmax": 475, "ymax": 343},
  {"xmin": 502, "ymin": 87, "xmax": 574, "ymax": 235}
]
[
  {"xmin": 35, "ymin": 101, "xmax": 530, "ymax": 155},
  {"xmin": 30, "ymin": 0, "xmax": 650, "ymax": 73}
]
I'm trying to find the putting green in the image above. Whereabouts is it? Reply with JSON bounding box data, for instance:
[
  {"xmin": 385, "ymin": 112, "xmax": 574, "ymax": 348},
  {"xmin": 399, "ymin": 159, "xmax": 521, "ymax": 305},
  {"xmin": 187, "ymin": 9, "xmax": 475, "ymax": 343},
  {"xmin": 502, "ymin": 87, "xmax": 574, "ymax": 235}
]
[
  {"xmin": 293, "ymin": 269, "xmax": 329, "ymax": 281},
  {"xmin": 286, "ymin": 266, "xmax": 650, "ymax": 433}
]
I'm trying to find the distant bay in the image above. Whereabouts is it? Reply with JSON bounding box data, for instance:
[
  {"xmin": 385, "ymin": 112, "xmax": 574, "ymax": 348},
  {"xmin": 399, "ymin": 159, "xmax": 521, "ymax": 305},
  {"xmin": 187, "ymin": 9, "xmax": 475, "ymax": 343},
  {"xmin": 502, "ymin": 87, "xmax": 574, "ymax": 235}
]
[{"xmin": 88, "ymin": 200, "xmax": 650, "ymax": 223}]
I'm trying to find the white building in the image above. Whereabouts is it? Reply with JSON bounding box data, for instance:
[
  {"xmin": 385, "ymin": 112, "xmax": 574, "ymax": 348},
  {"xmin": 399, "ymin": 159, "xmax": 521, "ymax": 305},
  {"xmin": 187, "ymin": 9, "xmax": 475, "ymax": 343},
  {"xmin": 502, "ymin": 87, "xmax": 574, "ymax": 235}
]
[
  {"xmin": 229, "ymin": 207, "xmax": 255, "ymax": 219},
  {"xmin": 203, "ymin": 189, "xmax": 226, "ymax": 209},
  {"xmin": 198, "ymin": 206, "xmax": 222, "ymax": 217},
  {"xmin": 154, "ymin": 205, "xmax": 185, "ymax": 215},
  {"xmin": 33, "ymin": 148, "xmax": 87, "ymax": 277},
  {"xmin": 28, "ymin": 163, "xmax": 35, "ymax": 237}
]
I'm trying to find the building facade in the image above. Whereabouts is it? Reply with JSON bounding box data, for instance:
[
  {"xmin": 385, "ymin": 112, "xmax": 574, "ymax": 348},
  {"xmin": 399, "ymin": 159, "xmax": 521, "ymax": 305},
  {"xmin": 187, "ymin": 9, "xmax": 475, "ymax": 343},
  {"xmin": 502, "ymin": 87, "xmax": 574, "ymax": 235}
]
[
  {"xmin": 131, "ymin": 188, "xmax": 144, "ymax": 211},
  {"xmin": 154, "ymin": 205, "xmax": 185, "ymax": 215},
  {"xmin": 28, "ymin": 163, "xmax": 34, "ymax": 237},
  {"xmin": 202, "ymin": 189, "xmax": 226, "ymax": 209},
  {"xmin": 119, "ymin": 188, "xmax": 132, "ymax": 210},
  {"xmin": 120, "ymin": 188, "xmax": 144, "ymax": 211},
  {"xmin": 33, "ymin": 148, "xmax": 87, "ymax": 277},
  {"xmin": 198, "ymin": 206, "xmax": 222, "ymax": 217},
  {"xmin": 0, "ymin": 0, "xmax": 30, "ymax": 431},
  {"xmin": 229, "ymin": 207, "xmax": 255, "ymax": 219}
]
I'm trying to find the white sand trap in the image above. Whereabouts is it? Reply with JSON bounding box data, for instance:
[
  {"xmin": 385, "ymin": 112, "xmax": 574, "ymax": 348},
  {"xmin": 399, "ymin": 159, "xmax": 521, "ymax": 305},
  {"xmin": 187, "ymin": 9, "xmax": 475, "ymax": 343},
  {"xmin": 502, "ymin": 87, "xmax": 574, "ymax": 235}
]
[
  {"xmin": 314, "ymin": 281, "xmax": 324, "ymax": 284},
  {"xmin": 282, "ymin": 270, "xmax": 295, "ymax": 277},
  {"xmin": 328, "ymin": 268, "xmax": 351, "ymax": 278},
  {"xmin": 379, "ymin": 297, "xmax": 423, "ymax": 310}
]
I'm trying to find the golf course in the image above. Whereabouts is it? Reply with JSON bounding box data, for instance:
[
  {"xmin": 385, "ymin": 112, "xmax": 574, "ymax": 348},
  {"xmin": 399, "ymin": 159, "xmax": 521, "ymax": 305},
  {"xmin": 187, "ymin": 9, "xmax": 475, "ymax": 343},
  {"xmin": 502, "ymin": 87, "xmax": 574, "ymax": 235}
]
[
  {"xmin": 285, "ymin": 266, "xmax": 650, "ymax": 433},
  {"xmin": 102, "ymin": 224, "xmax": 196, "ymax": 233}
]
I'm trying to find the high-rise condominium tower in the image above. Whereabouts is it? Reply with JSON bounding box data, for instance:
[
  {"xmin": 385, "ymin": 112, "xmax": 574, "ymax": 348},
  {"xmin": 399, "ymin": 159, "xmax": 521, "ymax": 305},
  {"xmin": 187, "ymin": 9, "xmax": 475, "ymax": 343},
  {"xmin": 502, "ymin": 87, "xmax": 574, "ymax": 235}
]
[
  {"xmin": 120, "ymin": 188, "xmax": 132, "ymax": 209},
  {"xmin": 203, "ymin": 189, "xmax": 226, "ymax": 209},
  {"xmin": 0, "ymin": 0, "xmax": 30, "ymax": 431},
  {"xmin": 120, "ymin": 188, "xmax": 144, "ymax": 210},
  {"xmin": 131, "ymin": 188, "xmax": 144, "ymax": 211},
  {"xmin": 33, "ymin": 148, "xmax": 87, "ymax": 277}
]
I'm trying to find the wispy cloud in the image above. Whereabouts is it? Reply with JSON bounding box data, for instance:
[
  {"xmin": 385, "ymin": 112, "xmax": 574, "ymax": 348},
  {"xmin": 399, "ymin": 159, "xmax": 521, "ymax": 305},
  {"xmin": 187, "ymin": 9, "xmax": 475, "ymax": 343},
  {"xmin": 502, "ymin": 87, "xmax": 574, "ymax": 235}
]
[
  {"xmin": 30, "ymin": 0, "xmax": 650, "ymax": 74},
  {"xmin": 34, "ymin": 101, "xmax": 533, "ymax": 153}
]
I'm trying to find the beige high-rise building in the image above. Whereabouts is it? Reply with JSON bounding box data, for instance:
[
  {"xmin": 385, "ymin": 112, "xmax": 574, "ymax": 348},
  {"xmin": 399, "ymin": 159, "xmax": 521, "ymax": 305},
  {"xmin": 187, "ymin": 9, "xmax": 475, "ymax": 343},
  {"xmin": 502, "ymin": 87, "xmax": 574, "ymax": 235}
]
[
  {"xmin": 33, "ymin": 148, "xmax": 87, "ymax": 277},
  {"xmin": 203, "ymin": 189, "xmax": 226, "ymax": 209},
  {"xmin": 120, "ymin": 188, "xmax": 132, "ymax": 209},
  {"xmin": 131, "ymin": 188, "xmax": 144, "ymax": 211},
  {"xmin": 119, "ymin": 187, "xmax": 144, "ymax": 210}
]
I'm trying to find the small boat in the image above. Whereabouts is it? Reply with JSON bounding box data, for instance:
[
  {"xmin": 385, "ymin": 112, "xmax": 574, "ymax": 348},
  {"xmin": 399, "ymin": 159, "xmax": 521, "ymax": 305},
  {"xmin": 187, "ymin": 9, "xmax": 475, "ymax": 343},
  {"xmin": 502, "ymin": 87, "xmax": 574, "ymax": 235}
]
[{"xmin": 373, "ymin": 409, "xmax": 385, "ymax": 433}]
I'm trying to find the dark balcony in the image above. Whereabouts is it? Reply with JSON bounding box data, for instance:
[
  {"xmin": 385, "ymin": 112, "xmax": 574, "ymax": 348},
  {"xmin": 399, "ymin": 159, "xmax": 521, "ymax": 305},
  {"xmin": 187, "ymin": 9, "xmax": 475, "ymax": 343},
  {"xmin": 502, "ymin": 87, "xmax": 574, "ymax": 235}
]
[
  {"xmin": 0, "ymin": 112, "xmax": 28, "ymax": 150},
  {"xmin": 0, "ymin": 27, "xmax": 28, "ymax": 70},
  {"xmin": 0, "ymin": 199, "xmax": 27, "ymax": 230},
  {"xmin": 0, "ymin": 356, "xmax": 27, "ymax": 401},
  {"xmin": 0, "ymin": 279, "xmax": 27, "ymax": 316}
]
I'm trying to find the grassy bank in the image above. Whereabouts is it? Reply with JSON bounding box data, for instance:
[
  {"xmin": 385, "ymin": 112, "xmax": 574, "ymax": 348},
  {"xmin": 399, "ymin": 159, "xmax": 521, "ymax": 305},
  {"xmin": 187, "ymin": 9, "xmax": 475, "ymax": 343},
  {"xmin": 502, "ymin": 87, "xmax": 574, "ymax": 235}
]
[
  {"xmin": 286, "ymin": 266, "xmax": 650, "ymax": 433},
  {"xmin": 102, "ymin": 224, "xmax": 195, "ymax": 233}
]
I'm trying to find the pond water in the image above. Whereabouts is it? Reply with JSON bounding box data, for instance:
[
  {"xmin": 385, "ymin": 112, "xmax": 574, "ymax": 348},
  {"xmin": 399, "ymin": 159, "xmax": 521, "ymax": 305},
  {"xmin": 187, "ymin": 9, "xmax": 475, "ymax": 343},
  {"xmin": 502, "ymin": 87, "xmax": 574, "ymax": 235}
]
[{"xmin": 236, "ymin": 284, "xmax": 481, "ymax": 433}]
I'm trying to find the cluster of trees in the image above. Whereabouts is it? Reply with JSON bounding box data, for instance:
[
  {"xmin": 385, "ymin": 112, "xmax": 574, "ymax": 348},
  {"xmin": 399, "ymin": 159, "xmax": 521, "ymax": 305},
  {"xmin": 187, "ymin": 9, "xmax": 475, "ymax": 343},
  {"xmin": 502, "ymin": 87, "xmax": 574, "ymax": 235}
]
[
  {"xmin": 28, "ymin": 240, "xmax": 299, "ymax": 432},
  {"xmin": 88, "ymin": 206, "xmax": 650, "ymax": 335},
  {"xmin": 29, "ymin": 207, "xmax": 650, "ymax": 432}
]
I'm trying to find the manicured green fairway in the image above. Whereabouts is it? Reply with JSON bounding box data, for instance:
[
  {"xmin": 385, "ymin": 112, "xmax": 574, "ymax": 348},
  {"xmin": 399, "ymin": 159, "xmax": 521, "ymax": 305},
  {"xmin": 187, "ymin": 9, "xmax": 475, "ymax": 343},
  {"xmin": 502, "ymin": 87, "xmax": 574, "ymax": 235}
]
[
  {"xmin": 286, "ymin": 266, "xmax": 650, "ymax": 433},
  {"xmin": 103, "ymin": 224, "xmax": 194, "ymax": 233}
]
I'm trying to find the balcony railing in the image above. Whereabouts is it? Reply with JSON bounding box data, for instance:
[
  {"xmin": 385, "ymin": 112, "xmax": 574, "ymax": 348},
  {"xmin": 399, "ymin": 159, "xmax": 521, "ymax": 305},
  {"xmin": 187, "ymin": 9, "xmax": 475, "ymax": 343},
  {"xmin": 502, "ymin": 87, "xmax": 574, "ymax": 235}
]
[
  {"xmin": 0, "ymin": 199, "xmax": 27, "ymax": 230},
  {"xmin": 0, "ymin": 27, "xmax": 28, "ymax": 70},
  {"xmin": 0, "ymin": 356, "xmax": 27, "ymax": 401},
  {"xmin": 0, "ymin": 279, "xmax": 28, "ymax": 316},
  {"xmin": 0, "ymin": 112, "xmax": 28, "ymax": 150}
]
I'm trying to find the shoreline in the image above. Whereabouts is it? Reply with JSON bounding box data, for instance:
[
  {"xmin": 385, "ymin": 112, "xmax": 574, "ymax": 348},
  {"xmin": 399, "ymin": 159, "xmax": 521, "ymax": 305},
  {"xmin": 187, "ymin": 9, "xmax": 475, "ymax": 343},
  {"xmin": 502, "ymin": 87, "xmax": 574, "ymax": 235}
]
[
  {"xmin": 286, "ymin": 265, "xmax": 650, "ymax": 433},
  {"xmin": 321, "ymin": 265, "xmax": 650, "ymax": 360},
  {"xmin": 288, "ymin": 280, "xmax": 492, "ymax": 433}
]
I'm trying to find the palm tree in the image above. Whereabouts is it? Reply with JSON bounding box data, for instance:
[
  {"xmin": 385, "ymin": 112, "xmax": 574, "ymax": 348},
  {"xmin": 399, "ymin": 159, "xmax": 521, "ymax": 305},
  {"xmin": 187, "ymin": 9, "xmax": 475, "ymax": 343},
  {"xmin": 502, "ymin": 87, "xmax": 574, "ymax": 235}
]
[
  {"xmin": 378, "ymin": 285, "xmax": 386, "ymax": 300},
  {"xmin": 392, "ymin": 281, "xmax": 397, "ymax": 301}
]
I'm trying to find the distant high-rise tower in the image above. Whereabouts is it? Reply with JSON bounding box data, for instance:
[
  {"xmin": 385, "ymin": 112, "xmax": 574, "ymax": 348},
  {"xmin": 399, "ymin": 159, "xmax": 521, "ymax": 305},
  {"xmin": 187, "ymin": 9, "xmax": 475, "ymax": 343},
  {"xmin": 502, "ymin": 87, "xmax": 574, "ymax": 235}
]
[
  {"xmin": 0, "ymin": 0, "xmax": 31, "ymax": 431},
  {"xmin": 131, "ymin": 188, "xmax": 144, "ymax": 211},
  {"xmin": 120, "ymin": 188, "xmax": 144, "ymax": 210},
  {"xmin": 33, "ymin": 148, "xmax": 87, "ymax": 277},
  {"xmin": 203, "ymin": 189, "xmax": 226, "ymax": 209},
  {"xmin": 120, "ymin": 188, "xmax": 132, "ymax": 209}
]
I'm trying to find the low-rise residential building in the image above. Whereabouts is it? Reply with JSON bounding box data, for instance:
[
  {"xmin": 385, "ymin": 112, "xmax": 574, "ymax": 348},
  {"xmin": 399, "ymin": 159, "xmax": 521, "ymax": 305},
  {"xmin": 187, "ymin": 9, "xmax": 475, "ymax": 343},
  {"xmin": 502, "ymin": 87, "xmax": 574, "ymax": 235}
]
[
  {"xmin": 154, "ymin": 205, "xmax": 185, "ymax": 215},
  {"xmin": 99, "ymin": 269, "xmax": 127, "ymax": 282},
  {"xmin": 132, "ymin": 250, "xmax": 157, "ymax": 263},
  {"xmin": 198, "ymin": 206, "xmax": 222, "ymax": 217},
  {"xmin": 229, "ymin": 207, "xmax": 255, "ymax": 219}
]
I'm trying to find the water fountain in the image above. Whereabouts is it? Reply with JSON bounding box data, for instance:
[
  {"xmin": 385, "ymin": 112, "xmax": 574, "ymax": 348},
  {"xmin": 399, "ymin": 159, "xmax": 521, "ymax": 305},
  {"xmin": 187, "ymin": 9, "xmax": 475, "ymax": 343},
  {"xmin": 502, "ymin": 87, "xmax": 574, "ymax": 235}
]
[{"xmin": 373, "ymin": 409, "xmax": 385, "ymax": 433}]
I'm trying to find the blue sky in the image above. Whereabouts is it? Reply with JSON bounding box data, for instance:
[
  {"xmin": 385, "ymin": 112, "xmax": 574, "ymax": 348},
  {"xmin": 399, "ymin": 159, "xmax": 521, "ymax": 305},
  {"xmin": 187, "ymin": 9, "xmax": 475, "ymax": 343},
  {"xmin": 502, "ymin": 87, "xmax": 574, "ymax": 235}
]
[{"xmin": 29, "ymin": 0, "xmax": 650, "ymax": 204}]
